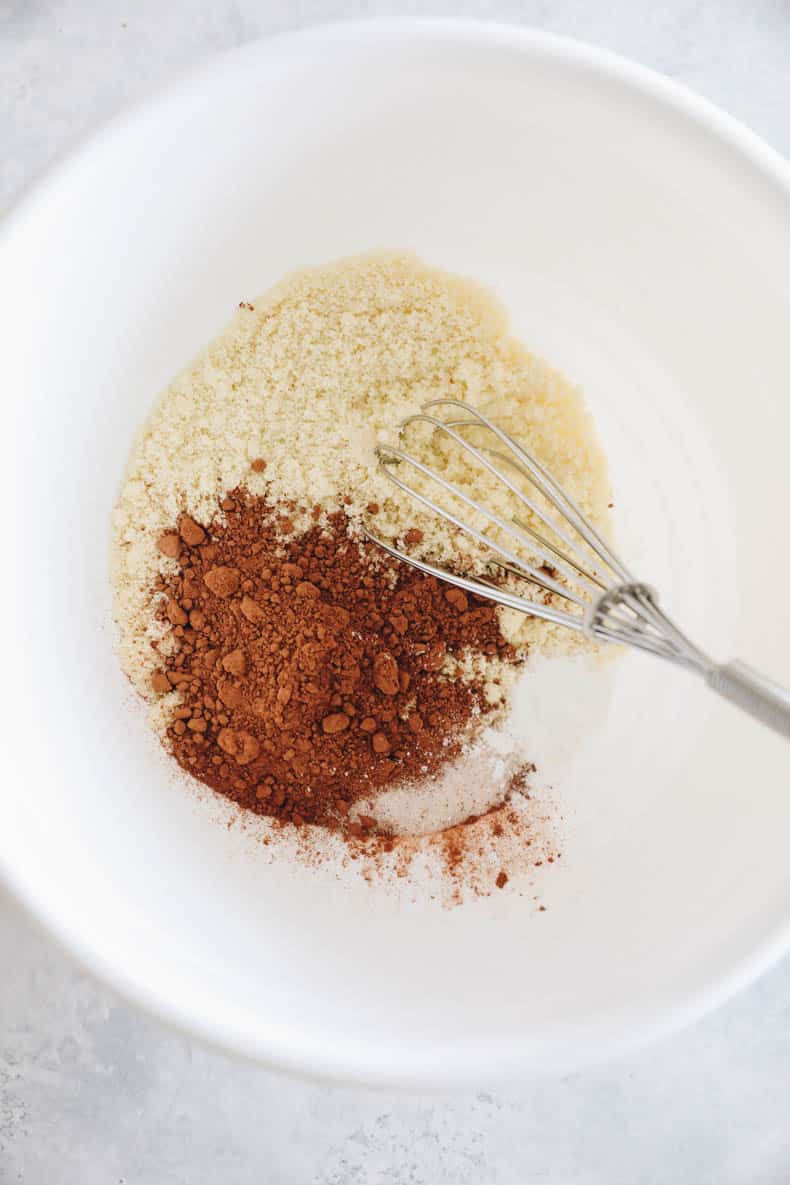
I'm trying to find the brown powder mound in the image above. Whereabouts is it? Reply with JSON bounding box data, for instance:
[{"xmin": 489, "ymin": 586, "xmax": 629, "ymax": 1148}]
[{"xmin": 150, "ymin": 491, "xmax": 521, "ymax": 833}]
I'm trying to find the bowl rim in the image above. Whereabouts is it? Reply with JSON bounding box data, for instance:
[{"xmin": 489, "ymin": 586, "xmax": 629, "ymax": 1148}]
[{"xmin": 3, "ymin": 17, "xmax": 790, "ymax": 1089}]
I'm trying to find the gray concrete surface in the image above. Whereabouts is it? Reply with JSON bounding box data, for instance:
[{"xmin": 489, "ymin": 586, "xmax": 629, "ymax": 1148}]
[{"xmin": 3, "ymin": 3, "xmax": 790, "ymax": 1182}]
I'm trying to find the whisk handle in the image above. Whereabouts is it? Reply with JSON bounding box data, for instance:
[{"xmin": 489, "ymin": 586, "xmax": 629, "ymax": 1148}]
[{"xmin": 706, "ymin": 660, "xmax": 790, "ymax": 740}]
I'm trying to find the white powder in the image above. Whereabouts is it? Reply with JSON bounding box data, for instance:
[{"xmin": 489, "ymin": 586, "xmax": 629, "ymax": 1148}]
[{"xmin": 358, "ymin": 720, "xmax": 531, "ymax": 836}]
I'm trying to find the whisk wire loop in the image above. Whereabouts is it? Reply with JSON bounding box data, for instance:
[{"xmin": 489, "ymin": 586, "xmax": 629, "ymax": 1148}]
[
  {"xmin": 365, "ymin": 398, "xmax": 790, "ymax": 740},
  {"xmin": 424, "ymin": 399, "xmax": 632, "ymax": 581},
  {"xmin": 375, "ymin": 442, "xmax": 586, "ymax": 608},
  {"xmin": 369, "ymin": 399, "xmax": 701, "ymax": 664}
]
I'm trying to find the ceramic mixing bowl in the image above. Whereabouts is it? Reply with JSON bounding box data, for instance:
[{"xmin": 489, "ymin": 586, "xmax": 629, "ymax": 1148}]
[{"xmin": 3, "ymin": 20, "xmax": 790, "ymax": 1087}]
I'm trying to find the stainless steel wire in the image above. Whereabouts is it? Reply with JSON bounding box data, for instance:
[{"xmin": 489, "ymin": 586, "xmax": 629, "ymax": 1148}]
[
  {"xmin": 364, "ymin": 399, "xmax": 790, "ymax": 738},
  {"xmin": 365, "ymin": 399, "xmax": 702, "ymax": 667}
]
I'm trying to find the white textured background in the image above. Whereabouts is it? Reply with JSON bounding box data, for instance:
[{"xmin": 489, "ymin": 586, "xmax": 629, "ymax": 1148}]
[{"xmin": 3, "ymin": 3, "xmax": 790, "ymax": 1182}]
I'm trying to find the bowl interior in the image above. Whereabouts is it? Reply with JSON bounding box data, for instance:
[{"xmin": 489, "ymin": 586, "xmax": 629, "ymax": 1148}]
[{"xmin": 4, "ymin": 23, "xmax": 790, "ymax": 1085}]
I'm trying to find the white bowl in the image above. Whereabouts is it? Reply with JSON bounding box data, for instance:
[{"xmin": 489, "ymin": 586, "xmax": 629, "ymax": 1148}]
[{"xmin": 3, "ymin": 20, "xmax": 790, "ymax": 1088}]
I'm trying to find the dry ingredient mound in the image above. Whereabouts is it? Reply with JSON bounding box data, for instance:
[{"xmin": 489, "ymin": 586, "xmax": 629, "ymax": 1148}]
[
  {"xmin": 112, "ymin": 250, "xmax": 610, "ymax": 870},
  {"xmin": 150, "ymin": 491, "xmax": 518, "ymax": 833}
]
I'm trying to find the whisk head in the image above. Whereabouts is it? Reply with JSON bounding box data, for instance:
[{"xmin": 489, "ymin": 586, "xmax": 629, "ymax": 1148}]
[{"xmin": 365, "ymin": 399, "xmax": 711, "ymax": 674}]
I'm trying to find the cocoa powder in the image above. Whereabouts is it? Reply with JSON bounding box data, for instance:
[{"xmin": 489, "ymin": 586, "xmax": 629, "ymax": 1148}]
[{"xmin": 150, "ymin": 490, "xmax": 521, "ymax": 833}]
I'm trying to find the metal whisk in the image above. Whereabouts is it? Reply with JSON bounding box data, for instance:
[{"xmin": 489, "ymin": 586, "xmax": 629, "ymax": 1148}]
[{"xmin": 365, "ymin": 398, "xmax": 790, "ymax": 740}]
